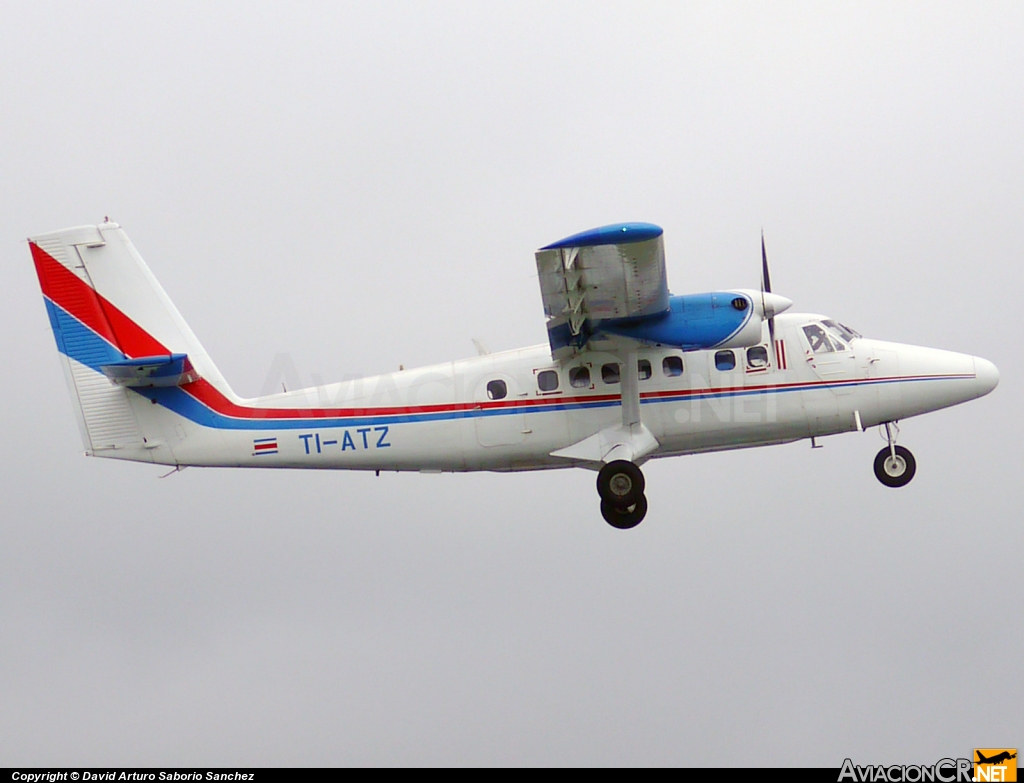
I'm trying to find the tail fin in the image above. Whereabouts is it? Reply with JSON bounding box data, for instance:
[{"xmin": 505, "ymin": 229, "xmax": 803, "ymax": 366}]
[{"xmin": 29, "ymin": 221, "xmax": 232, "ymax": 459}]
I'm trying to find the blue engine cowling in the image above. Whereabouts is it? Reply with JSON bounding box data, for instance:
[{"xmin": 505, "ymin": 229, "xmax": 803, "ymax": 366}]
[{"xmin": 598, "ymin": 290, "xmax": 774, "ymax": 350}]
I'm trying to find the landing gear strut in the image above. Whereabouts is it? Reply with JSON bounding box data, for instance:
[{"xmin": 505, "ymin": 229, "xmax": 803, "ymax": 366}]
[
  {"xmin": 874, "ymin": 422, "xmax": 916, "ymax": 488},
  {"xmin": 597, "ymin": 460, "xmax": 648, "ymax": 528}
]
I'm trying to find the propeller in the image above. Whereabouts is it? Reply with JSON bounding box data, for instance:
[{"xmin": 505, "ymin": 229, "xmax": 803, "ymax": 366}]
[{"xmin": 761, "ymin": 230, "xmax": 778, "ymax": 367}]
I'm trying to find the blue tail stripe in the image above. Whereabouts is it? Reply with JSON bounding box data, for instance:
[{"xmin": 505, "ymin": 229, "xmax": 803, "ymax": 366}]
[{"xmin": 44, "ymin": 298, "xmax": 123, "ymax": 368}]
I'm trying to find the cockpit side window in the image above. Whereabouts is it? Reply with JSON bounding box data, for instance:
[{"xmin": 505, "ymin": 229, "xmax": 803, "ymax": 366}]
[{"xmin": 802, "ymin": 324, "xmax": 836, "ymax": 353}]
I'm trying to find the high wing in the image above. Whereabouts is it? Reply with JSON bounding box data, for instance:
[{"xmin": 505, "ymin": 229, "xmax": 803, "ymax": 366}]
[
  {"xmin": 533, "ymin": 221, "xmax": 793, "ymax": 467},
  {"xmin": 535, "ymin": 223, "xmax": 669, "ymax": 360},
  {"xmin": 536, "ymin": 223, "xmax": 670, "ymax": 466}
]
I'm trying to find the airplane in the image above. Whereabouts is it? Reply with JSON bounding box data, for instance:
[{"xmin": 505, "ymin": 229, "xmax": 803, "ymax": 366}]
[
  {"xmin": 28, "ymin": 220, "xmax": 998, "ymax": 529},
  {"xmin": 976, "ymin": 752, "xmax": 1017, "ymax": 766}
]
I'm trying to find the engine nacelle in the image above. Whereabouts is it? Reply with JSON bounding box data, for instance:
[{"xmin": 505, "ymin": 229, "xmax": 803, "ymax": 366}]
[{"xmin": 598, "ymin": 289, "xmax": 791, "ymax": 350}]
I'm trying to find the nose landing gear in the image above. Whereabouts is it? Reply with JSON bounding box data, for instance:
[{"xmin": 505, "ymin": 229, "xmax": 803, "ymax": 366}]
[
  {"xmin": 874, "ymin": 422, "xmax": 916, "ymax": 488},
  {"xmin": 597, "ymin": 460, "xmax": 648, "ymax": 528}
]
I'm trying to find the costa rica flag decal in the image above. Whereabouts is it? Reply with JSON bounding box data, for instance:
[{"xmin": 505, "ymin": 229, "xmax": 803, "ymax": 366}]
[{"xmin": 252, "ymin": 437, "xmax": 278, "ymax": 456}]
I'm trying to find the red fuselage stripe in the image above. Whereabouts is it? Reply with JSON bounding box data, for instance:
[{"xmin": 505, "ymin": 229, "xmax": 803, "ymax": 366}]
[{"xmin": 32, "ymin": 243, "xmax": 977, "ymax": 423}]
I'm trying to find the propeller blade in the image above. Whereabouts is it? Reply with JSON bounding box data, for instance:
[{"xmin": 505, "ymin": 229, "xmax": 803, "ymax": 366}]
[
  {"xmin": 761, "ymin": 230, "xmax": 778, "ymax": 368},
  {"xmin": 761, "ymin": 230, "xmax": 772, "ymax": 294}
]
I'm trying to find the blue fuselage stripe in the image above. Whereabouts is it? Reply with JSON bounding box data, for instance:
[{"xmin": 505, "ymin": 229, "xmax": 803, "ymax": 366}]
[{"xmin": 44, "ymin": 298, "xmax": 972, "ymax": 433}]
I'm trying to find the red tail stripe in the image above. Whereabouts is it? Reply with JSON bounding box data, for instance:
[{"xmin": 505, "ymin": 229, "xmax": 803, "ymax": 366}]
[
  {"xmin": 31, "ymin": 242, "xmax": 121, "ymax": 349},
  {"xmin": 32, "ymin": 242, "xmax": 506, "ymax": 419}
]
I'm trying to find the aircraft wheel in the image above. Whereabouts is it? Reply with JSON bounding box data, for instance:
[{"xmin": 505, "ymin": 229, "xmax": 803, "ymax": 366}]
[
  {"xmin": 597, "ymin": 460, "xmax": 645, "ymax": 507},
  {"xmin": 601, "ymin": 494, "xmax": 648, "ymax": 529},
  {"xmin": 873, "ymin": 445, "xmax": 916, "ymax": 488}
]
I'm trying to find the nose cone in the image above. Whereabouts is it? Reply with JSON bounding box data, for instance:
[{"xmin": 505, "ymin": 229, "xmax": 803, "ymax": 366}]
[
  {"xmin": 973, "ymin": 357, "xmax": 1000, "ymax": 398},
  {"xmin": 761, "ymin": 292, "xmax": 793, "ymax": 319}
]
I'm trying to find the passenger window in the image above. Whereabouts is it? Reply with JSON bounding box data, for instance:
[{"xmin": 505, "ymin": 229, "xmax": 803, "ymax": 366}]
[
  {"xmin": 638, "ymin": 359, "xmax": 652, "ymax": 381},
  {"xmin": 486, "ymin": 379, "xmax": 507, "ymax": 400},
  {"xmin": 537, "ymin": 370, "xmax": 559, "ymax": 392},
  {"xmin": 601, "ymin": 363, "xmax": 621, "ymax": 384},
  {"xmin": 569, "ymin": 366, "xmax": 591, "ymax": 388},
  {"xmin": 662, "ymin": 356, "xmax": 684, "ymax": 377},
  {"xmin": 715, "ymin": 350, "xmax": 736, "ymax": 371},
  {"xmin": 802, "ymin": 324, "xmax": 835, "ymax": 353},
  {"xmin": 747, "ymin": 346, "xmax": 769, "ymax": 368}
]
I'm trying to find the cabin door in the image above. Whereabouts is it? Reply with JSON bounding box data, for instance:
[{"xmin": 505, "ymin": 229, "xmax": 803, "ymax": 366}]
[
  {"xmin": 798, "ymin": 323, "xmax": 859, "ymax": 434},
  {"xmin": 473, "ymin": 371, "xmax": 526, "ymax": 447},
  {"xmin": 801, "ymin": 323, "xmax": 858, "ymax": 393}
]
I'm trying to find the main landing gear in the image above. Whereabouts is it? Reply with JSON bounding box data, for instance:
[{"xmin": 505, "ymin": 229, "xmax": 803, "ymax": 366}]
[
  {"xmin": 873, "ymin": 422, "xmax": 916, "ymax": 488},
  {"xmin": 597, "ymin": 460, "xmax": 648, "ymax": 529}
]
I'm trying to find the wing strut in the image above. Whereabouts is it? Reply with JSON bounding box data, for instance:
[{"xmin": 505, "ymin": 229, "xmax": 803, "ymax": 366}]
[
  {"xmin": 550, "ymin": 346, "xmax": 659, "ymax": 467},
  {"xmin": 620, "ymin": 347, "xmax": 641, "ymax": 427}
]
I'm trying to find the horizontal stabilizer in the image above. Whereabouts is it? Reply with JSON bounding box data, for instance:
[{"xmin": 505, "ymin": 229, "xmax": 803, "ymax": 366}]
[{"xmin": 100, "ymin": 354, "xmax": 200, "ymax": 387}]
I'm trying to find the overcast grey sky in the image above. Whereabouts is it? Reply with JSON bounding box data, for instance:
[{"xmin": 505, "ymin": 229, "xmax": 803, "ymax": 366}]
[{"xmin": 1, "ymin": 1, "xmax": 1021, "ymax": 766}]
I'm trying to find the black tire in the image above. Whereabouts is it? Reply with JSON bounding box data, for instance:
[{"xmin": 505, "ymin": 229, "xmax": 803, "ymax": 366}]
[
  {"xmin": 596, "ymin": 460, "xmax": 645, "ymax": 507},
  {"xmin": 873, "ymin": 445, "xmax": 917, "ymax": 488},
  {"xmin": 601, "ymin": 494, "xmax": 648, "ymax": 529}
]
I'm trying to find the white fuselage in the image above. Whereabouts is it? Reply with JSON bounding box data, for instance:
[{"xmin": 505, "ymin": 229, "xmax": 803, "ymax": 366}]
[{"xmin": 123, "ymin": 313, "xmax": 998, "ymax": 472}]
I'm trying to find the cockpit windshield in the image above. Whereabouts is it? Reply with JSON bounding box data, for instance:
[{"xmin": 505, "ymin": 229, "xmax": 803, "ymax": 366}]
[{"xmin": 822, "ymin": 319, "xmax": 861, "ymax": 343}]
